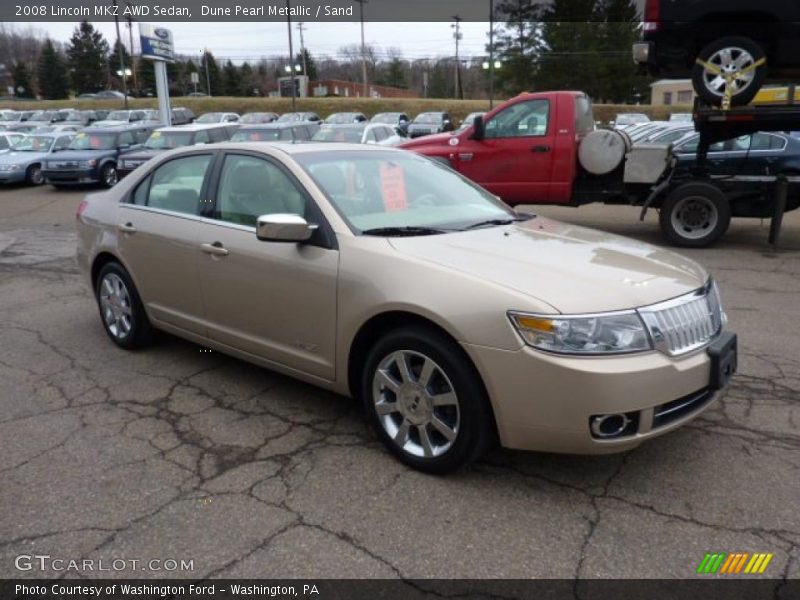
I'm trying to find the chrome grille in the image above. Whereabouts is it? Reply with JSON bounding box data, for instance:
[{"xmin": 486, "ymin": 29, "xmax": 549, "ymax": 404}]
[{"xmin": 638, "ymin": 281, "xmax": 723, "ymax": 356}]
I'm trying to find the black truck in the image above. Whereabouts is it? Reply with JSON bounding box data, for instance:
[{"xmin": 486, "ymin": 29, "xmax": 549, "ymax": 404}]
[{"xmin": 634, "ymin": 0, "xmax": 800, "ymax": 106}]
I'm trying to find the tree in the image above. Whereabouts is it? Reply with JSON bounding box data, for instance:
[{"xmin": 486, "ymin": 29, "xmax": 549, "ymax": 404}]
[
  {"xmin": 11, "ymin": 61, "xmax": 34, "ymax": 98},
  {"xmin": 296, "ymin": 48, "xmax": 317, "ymax": 80},
  {"xmin": 492, "ymin": 0, "xmax": 545, "ymax": 94},
  {"xmin": 67, "ymin": 21, "xmax": 109, "ymax": 93},
  {"xmin": 135, "ymin": 57, "xmax": 156, "ymax": 96},
  {"xmin": 108, "ymin": 39, "xmax": 132, "ymax": 91},
  {"xmin": 223, "ymin": 60, "xmax": 241, "ymax": 96},
  {"xmin": 37, "ymin": 39, "xmax": 69, "ymax": 99},
  {"xmin": 200, "ymin": 50, "xmax": 222, "ymax": 95},
  {"xmin": 239, "ymin": 62, "xmax": 256, "ymax": 96}
]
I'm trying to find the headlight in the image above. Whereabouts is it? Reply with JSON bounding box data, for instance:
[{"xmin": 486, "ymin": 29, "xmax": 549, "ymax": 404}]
[
  {"xmin": 0, "ymin": 164, "xmax": 22, "ymax": 171},
  {"xmin": 80, "ymin": 160, "xmax": 97, "ymax": 168},
  {"xmin": 509, "ymin": 311, "xmax": 652, "ymax": 355}
]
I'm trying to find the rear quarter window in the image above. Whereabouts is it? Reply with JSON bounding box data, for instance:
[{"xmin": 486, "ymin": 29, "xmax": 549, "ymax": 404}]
[{"xmin": 574, "ymin": 96, "xmax": 595, "ymax": 135}]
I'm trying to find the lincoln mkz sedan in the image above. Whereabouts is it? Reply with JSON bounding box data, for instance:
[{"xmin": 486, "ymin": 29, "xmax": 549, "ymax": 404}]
[{"xmin": 76, "ymin": 143, "xmax": 737, "ymax": 473}]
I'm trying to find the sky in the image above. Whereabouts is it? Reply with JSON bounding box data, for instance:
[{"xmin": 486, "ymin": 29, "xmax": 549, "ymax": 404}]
[{"xmin": 18, "ymin": 21, "xmax": 493, "ymax": 63}]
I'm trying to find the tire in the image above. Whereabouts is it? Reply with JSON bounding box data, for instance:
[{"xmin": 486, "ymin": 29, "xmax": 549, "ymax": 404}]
[
  {"xmin": 94, "ymin": 262, "xmax": 153, "ymax": 349},
  {"xmin": 692, "ymin": 37, "xmax": 767, "ymax": 107},
  {"xmin": 659, "ymin": 182, "xmax": 731, "ymax": 248},
  {"xmin": 361, "ymin": 326, "xmax": 494, "ymax": 474},
  {"xmin": 25, "ymin": 164, "xmax": 44, "ymax": 186},
  {"xmin": 99, "ymin": 163, "xmax": 118, "ymax": 188}
]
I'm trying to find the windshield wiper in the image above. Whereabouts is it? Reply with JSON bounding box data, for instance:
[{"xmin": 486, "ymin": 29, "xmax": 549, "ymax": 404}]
[
  {"xmin": 460, "ymin": 215, "xmax": 533, "ymax": 230},
  {"xmin": 361, "ymin": 226, "xmax": 450, "ymax": 237}
]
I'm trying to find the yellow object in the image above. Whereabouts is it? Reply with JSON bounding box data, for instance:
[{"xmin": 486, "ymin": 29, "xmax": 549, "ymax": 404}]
[
  {"xmin": 754, "ymin": 86, "xmax": 800, "ymax": 105},
  {"xmin": 514, "ymin": 316, "xmax": 556, "ymax": 332}
]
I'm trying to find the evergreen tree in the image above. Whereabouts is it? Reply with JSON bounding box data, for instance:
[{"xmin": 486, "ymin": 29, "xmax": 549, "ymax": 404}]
[
  {"xmin": 296, "ymin": 49, "xmax": 317, "ymax": 80},
  {"xmin": 37, "ymin": 39, "xmax": 69, "ymax": 100},
  {"xmin": 11, "ymin": 61, "xmax": 34, "ymax": 98},
  {"xmin": 135, "ymin": 56, "xmax": 157, "ymax": 96},
  {"xmin": 67, "ymin": 21, "xmax": 109, "ymax": 93},
  {"xmin": 223, "ymin": 60, "xmax": 241, "ymax": 96},
  {"xmin": 108, "ymin": 39, "xmax": 132, "ymax": 91},
  {"xmin": 492, "ymin": 0, "xmax": 544, "ymax": 94},
  {"xmin": 386, "ymin": 57, "xmax": 406, "ymax": 89},
  {"xmin": 239, "ymin": 62, "xmax": 256, "ymax": 96},
  {"xmin": 201, "ymin": 50, "xmax": 222, "ymax": 95}
]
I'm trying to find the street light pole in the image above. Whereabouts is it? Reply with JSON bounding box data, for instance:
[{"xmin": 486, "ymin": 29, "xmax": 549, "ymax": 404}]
[
  {"xmin": 286, "ymin": 0, "xmax": 296, "ymax": 110},
  {"xmin": 488, "ymin": 0, "xmax": 495, "ymax": 109},
  {"xmin": 126, "ymin": 2, "xmax": 137, "ymax": 92},
  {"xmin": 353, "ymin": 0, "xmax": 368, "ymax": 97},
  {"xmin": 203, "ymin": 49, "xmax": 212, "ymax": 97},
  {"xmin": 297, "ymin": 22, "xmax": 308, "ymax": 77},
  {"xmin": 112, "ymin": 0, "xmax": 128, "ymax": 109},
  {"xmin": 452, "ymin": 15, "xmax": 462, "ymax": 99}
]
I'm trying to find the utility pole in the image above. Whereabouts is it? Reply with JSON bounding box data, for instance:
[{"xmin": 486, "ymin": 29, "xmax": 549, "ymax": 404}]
[
  {"xmin": 203, "ymin": 49, "xmax": 212, "ymax": 96},
  {"xmin": 112, "ymin": 0, "xmax": 128, "ymax": 109},
  {"xmin": 353, "ymin": 0, "xmax": 368, "ymax": 97},
  {"xmin": 286, "ymin": 0, "xmax": 296, "ymax": 110},
  {"xmin": 452, "ymin": 15, "xmax": 462, "ymax": 99},
  {"xmin": 297, "ymin": 22, "xmax": 308, "ymax": 77},
  {"xmin": 488, "ymin": 0, "xmax": 494, "ymax": 108},
  {"xmin": 126, "ymin": 2, "xmax": 137, "ymax": 92}
]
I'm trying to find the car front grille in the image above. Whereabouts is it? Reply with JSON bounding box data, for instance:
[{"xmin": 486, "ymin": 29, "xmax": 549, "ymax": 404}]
[
  {"xmin": 652, "ymin": 387, "xmax": 714, "ymax": 429},
  {"xmin": 50, "ymin": 161, "xmax": 79, "ymax": 169},
  {"xmin": 638, "ymin": 281, "xmax": 723, "ymax": 356}
]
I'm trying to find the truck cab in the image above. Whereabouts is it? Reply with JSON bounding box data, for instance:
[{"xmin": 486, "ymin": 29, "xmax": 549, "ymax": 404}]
[{"xmin": 401, "ymin": 91, "xmax": 595, "ymax": 205}]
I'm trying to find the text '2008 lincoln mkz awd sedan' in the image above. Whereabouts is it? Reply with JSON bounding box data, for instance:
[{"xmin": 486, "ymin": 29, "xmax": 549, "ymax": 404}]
[{"xmin": 76, "ymin": 142, "xmax": 737, "ymax": 473}]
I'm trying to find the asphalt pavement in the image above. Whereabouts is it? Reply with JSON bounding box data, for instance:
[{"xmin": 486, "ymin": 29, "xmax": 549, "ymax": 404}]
[{"xmin": 0, "ymin": 183, "xmax": 798, "ymax": 581}]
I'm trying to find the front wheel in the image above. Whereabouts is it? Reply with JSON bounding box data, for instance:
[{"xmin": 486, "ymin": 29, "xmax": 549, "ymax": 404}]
[
  {"xmin": 26, "ymin": 164, "xmax": 44, "ymax": 185},
  {"xmin": 100, "ymin": 163, "xmax": 118, "ymax": 188},
  {"xmin": 362, "ymin": 326, "xmax": 494, "ymax": 473},
  {"xmin": 659, "ymin": 182, "xmax": 731, "ymax": 248},
  {"xmin": 692, "ymin": 37, "xmax": 767, "ymax": 107}
]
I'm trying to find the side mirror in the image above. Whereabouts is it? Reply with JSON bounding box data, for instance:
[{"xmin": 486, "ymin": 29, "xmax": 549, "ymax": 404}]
[
  {"xmin": 256, "ymin": 214, "xmax": 318, "ymax": 243},
  {"xmin": 471, "ymin": 115, "xmax": 485, "ymax": 140}
]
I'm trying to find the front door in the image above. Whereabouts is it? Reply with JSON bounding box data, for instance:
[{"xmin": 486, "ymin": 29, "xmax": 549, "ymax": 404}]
[
  {"xmin": 196, "ymin": 152, "xmax": 339, "ymax": 380},
  {"xmin": 455, "ymin": 98, "xmax": 555, "ymax": 204}
]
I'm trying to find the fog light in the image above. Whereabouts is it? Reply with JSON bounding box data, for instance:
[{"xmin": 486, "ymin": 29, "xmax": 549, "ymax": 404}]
[{"xmin": 590, "ymin": 412, "xmax": 639, "ymax": 439}]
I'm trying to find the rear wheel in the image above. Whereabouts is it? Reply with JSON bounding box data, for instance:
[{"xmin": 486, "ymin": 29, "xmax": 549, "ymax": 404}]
[
  {"xmin": 25, "ymin": 164, "xmax": 44, "ymax": 185},
  {"xmin": 692, "ymin": 37, "xmax": 767, "ymax": 107},
  {"xmin": 659, "ymin": 182, "xmax": 731, "ymax": 247},
  {"xmin": 95, "ymin": 262, "xmax": 153, "ymax": 349},
  {"xmin": 362, "ymin": 326, "xmax": 494, "ymax": 473}
]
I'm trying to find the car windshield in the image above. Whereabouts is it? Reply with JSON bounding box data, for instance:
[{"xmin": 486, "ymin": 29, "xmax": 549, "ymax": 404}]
[
  {"xmin": 106, "ymin": 111, "xmax": 130, "ymax": 121},
  {"xmin": 144, "ymin": 130, "xmax": 194, "ymax": 149},
  {"xmin": 196, "ymin": 113, "xmax": 222, "ymax": 123},
  {"xmin": 414, "ymin": 113, "xmax": 442, "ymax": 124},
  {"xmin": 11, "ymin": 136, "xmax": 53, "ymax": 152},
  {"xmin": 30, "ymin": 111, "xmax": 55, "ymax": 122},
  {"xmin": 372, "ymin": 113, "xmax": 399, "ymax": 124},
  {"xmin": 68, "ymin": 132, "xmax": 117, "ymax": 150},
  {"xmin": 241, "ymin": 113, "xmax": 274, "ymax": 124},
  {"xmin": 230, "ymin": 129, "xmax": 284, "ymax": 141},
  {"xmin": 326, "ymin": 113, "xmax": 360, "ymax": 124},
  {"xmin": 296, "ymin": 151, "xmax": 516, "ymax": 233},
  {"xmin": 312, "ymin": 127, "xmax": 364, "ymax": 143},
  {"xmin": 0, "ymin": 113, "xmax": 19, "ymax": 122}
]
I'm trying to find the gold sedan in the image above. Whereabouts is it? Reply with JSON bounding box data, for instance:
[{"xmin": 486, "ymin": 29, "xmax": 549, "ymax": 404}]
[{"xmin": 76, "ymin": 143, "xmax": 737, "ymax": 473}]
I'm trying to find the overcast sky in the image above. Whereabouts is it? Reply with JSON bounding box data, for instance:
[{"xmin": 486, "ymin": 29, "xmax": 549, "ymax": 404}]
[{"xmin": 18, "ymin": 21, "xmax": 492, "ymax": 63}]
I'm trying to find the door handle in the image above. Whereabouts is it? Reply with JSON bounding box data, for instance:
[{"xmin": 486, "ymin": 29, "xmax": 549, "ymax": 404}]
[
  {"xmin": 200, "ymin": 242, "xmax": 229, "ymax": 257},
  {"xmin": 531, "ymin": 145, "xmax": 551, "ymax": 153},
  {"xmin": 118, "ymin": 222, "xmax": 137, "ymax": 234}
]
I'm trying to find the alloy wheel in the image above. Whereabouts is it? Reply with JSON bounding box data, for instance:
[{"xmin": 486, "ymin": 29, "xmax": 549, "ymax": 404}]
[
  {"xmin": 371, "ymin": 350, "xmax": 460, "ymax": 458},
  {"xmin": 99, "ymin": 273, "xmax": 133, "ymax": 339},
  {"xmin": 701, "ymin": 46, "xmax": 757, "ymax": 99}
]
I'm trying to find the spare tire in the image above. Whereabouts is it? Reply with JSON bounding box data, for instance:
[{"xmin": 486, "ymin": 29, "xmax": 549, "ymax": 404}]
[{"xmin": 579, "ymin": 129, "xmax": 630, "ymax": 175}]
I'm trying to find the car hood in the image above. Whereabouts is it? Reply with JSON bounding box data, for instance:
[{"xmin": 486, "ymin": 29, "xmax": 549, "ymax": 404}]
[
  {"xmin": 45, "ymin": 150, "xmax": 111, "ymax": 161},
  {"xmin": 120, "ymin": 149, "xmax": 160, "ymax": 161},
  {"xmin": 92, "ymin": 120, "xmax": 127, "ymax": 127},
  {"xmin": 400, "ymin": 132, "xmax": 453, "ymax": 148},
  {"xmin": 387, "ymin": 217, "xmax": 708, "ymax": 314},
  {"xmin": 0, "ymin": 151, "xmax": 46, "ymax": 164}
]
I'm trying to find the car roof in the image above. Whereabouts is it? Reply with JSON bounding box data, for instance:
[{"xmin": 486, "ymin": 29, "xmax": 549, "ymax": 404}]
[
  {"xmin": 237, "ymin": 123, "xmax": 305, "ymax": 130},
  {"xmin": 81, "ymin": 125, "xmax": 150, "ymax": 133},
  {"xmin": 155, "ymin": 123, "xmax": 229, "ymax": 132},
  {"xmin": 172, "ymin": 141, "xmax": 404, "ymax": 156}
]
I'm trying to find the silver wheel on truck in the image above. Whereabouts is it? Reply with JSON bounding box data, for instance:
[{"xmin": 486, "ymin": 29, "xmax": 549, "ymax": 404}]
[
  {"xmin": 691, "ymin": 37, "xmax": 767, "ymax": 107},
  {"xmin": 659, "ymin": 182, "xmax": 731, "ymax": 248}
]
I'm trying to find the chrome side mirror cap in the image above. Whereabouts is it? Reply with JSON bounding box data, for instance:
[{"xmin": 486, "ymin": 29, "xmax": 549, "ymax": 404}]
[{"xmin": 256, "ymin": 213, "xmax": 317, "ymax": 243}]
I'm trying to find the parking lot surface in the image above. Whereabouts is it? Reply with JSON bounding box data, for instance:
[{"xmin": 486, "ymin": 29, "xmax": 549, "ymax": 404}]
[{"xmin": 1, "ymin": 184, "xmax": 798, "ymax": 580}]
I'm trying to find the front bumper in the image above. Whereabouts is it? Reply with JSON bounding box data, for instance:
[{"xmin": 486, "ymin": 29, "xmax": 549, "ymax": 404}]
[
  {"xmin": 463, "ymin": 335, "xmax": 734, "ymax": 454},
  {"xmin": 43, "ymin": 167, "xmax": 99, "ymax": 185}
]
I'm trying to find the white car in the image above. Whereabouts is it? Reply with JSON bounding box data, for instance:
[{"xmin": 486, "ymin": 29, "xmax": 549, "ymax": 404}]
[
  {"xmin": 0, "ymin": 132, "xmax": 27, "ymax": 153},
  {"xmin": 195, "ymin": 112, "xmax": 240, "ymax": 124},
  {"xmin": 312, "ymin": 123, "xmax": 406, "ymax": 146}
]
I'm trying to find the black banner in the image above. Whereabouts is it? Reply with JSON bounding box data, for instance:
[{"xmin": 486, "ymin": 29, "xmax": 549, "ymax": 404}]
[{"xmin": 3, "ymin": 579, "xmax": 799, "ymax": 600}]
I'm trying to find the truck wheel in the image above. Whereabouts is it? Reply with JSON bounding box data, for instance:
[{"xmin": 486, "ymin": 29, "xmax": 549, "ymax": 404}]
[
  {"xmin": 659, "ymin": 182, "xmax": 731, "ymax": 248},
  {"xmin": 692, "ymin": 37, "xmax": 766, "ymax": 107}
]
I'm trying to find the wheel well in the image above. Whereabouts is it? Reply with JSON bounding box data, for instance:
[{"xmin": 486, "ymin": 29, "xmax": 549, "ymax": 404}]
[{"xmin": 90, "ymin": 252, "xmax": 121, "ymax": 287}]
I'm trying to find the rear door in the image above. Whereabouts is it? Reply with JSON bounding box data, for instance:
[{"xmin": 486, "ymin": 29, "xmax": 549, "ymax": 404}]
[
  {"xmin": 455, "ymin": 98, "xmax": 556, "ymax": 203},
  {"xmin": 116, "ymin": 151, "xmax": 216, "ymax": 335}
]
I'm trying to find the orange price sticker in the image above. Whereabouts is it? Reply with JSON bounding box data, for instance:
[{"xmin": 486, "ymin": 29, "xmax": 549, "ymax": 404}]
[{"xmin": 379, "ymin": 161, "xmax": 407, "ymax": 212}]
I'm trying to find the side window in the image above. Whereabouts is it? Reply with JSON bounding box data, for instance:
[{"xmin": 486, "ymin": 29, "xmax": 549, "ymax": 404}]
[
  {"xmin": 210, "ymin": 128, "xmax": 228, "ymax": 142},
  {"xmin": 365, "ymin": 129, "xmax": 378, "ymax": 143},
  {"xmin": 484, "ymin": 100, "xmax": 550, "ymax": 139},
  {"xmin": 280, "ymin": 129, "xmax": 293, "ymax": 141},
  {"xmin": 194, "ymin": 130, "xmax": 210, "ymax": 144},
  {"xmin": 131, "ymin": 175, "xmax": 150, "ymax": 205},
  {"xmin": 133, "ymin": 130, "xmax": 150, "ymax": 144},
  {"xmin": 294, "ymin": 126, "xmax": 310, "ymax": 141},
  {"xmin": 574, "ymin": 95, "xmax": 595, "ymax": 135},
  {"xmin": 118, "ymin": 131, "xmax": 135, "ymax": 147},
  {"xmin": 373, "ymin": 127, "xmax": 388, "ymax": 142},
  {"xmin": 748, "ymin": 133, "xmax": 773, "ymax": 151},
  {"xmin": 54, "ymin": 136, "xmax": 71, "ymax": 151},
  {"xmin": 0, "ymin": 138, "xmax": 8, "ymax": 150},
  {"xmin": 130, "ymin": 111, "xmax": 143, "ymax": 122},
  {"xmin": 770, "ymin": 134, "xmax": 787, "ymax": 151},
  {"xmin": 146, "ymin": 155, "xmax": 213, "ymax": 215},
  {"xmin": 215, "ymin": 154, "xmax": 307, "ymax": 227}
]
